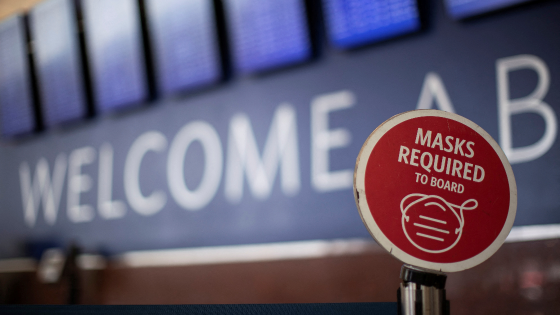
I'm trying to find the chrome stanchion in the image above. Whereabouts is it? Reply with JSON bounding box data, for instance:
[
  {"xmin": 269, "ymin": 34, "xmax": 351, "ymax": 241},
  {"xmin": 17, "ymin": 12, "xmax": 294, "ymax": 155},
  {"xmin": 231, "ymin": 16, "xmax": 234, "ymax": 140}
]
[{"xmin": 397, "ymin": 265, "xmax": 449, "ymax": 315}]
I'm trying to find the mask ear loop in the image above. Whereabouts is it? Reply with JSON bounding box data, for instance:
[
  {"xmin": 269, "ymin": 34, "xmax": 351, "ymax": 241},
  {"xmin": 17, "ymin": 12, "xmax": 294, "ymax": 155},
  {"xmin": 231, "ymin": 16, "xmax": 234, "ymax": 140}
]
[
  {"xmin": 447, "ymin": 199, "xmax": 478, "ymax": 234},
  {"xmin": 400, "ymin": 193, "xmax": 430, "ymax": 222}
]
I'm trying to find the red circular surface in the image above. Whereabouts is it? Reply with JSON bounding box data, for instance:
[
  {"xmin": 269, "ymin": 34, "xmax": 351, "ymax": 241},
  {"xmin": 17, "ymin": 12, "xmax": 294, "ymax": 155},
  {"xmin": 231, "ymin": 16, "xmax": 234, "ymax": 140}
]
[{"xmin": 355, "ymin": 111, "xmax": 516, "ymax": 270}]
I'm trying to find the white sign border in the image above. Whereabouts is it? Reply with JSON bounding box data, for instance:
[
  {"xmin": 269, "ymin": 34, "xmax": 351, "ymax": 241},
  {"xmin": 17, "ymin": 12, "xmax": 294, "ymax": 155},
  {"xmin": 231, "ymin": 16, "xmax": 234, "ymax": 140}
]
[{"xmin": 354, "ymin": 109, "xmax": 517, "ymax": 272}]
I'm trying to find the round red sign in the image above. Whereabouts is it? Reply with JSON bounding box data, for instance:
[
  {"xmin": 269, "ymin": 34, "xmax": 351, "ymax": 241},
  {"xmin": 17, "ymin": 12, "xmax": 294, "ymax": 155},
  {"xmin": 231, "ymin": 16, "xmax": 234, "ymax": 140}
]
[{"xmin": 354, "ymin": 110, "xmax": 517, "ymax": 272}]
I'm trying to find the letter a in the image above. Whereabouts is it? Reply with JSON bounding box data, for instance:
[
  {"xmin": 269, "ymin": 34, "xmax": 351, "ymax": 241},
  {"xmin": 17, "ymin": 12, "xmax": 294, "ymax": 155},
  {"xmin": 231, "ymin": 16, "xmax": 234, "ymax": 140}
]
[{"xmin": 416, "ymin": 72, "xmax": 456, "ymax": 113}]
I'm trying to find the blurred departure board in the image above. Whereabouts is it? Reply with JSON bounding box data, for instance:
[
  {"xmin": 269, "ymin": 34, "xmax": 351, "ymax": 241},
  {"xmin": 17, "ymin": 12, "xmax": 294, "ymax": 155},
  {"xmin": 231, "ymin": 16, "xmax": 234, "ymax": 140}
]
[
  {"xmin": 30, "ymin": 0, "xmax": 87, "ymax": 126},
  {"xmin": 445, "ymin": 0, "xmax": 533, "ymax": 19},
  {"xmin": 82, "ymin": 0, "xmax": 147, "ymax": 112},
  {"xmin": 0, "ymin": 16, "xmax": 36, "ymax": 137},
  {"xmin": 322, "ymin": 0, "xmax": 420, "ymax": 49},
  {"xmin": 223, "ymin": 0, "xmax": 312, "ymax": 74},
  {"xmin": 145, "ymin": 0, "xmax": 221, "ymax": 95}
]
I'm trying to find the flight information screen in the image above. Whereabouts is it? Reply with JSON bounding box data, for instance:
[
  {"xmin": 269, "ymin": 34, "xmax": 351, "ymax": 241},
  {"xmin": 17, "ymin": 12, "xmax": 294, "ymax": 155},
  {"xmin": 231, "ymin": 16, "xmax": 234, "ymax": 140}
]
[
  {"xmin": 82, "ymin": 0, "xmax": 147, "ymax": 112},
  {"xmin": 145, "ymin": 0, "xmax": 221, "ymax": 95},
  {"xmin": 223, "ymin": 0, "xmax": 312, "ymax": 74},
  {"xmin": 445, "ymin": 0, "xmax": 533, "ymax": 19},
  {"xmin": 0, "ymin": 16, "xmax": 36, "ymax": 137},
  {"xmin": 30, "ymin": 0, "xmax": 87, "ymax": 126},
  {"xmin": 322, "ymin": 0, "xmax": 420, "ymax": 49}
]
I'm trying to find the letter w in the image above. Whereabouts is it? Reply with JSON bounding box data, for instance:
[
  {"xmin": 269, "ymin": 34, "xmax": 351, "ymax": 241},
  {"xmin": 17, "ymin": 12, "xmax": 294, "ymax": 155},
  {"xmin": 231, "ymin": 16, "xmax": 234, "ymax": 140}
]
[
  {"xmin": 19, "ymin": 154, "xmax": 67, "ymax": 227},
  {"xmin": 225, "ymin": 104, "xmax": 300, "ymax": 203}
]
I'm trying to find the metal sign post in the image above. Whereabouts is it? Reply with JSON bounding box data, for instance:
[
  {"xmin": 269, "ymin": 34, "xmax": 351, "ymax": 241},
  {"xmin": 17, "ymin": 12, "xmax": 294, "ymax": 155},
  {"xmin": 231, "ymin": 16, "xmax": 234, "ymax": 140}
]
[
  {"xmin": 397, "ymin": 265, "xmax": 448, "ymax": 315},
  {"xmin": 354, "ymin": 110, "xmax": 517, "ymax": 314}
]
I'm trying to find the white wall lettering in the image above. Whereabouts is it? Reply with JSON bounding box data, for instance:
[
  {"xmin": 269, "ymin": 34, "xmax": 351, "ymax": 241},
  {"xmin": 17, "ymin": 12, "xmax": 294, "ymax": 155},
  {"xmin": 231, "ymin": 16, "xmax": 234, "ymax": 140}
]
[
  {"xmin": 416, "ymin": 72, "xmax": 456, "ymax": 113},
  {"xmin": 124, "ymin": 131, "xmax": 168, "ymax": 216},
  {"xmin": 67, "ymin": 147, "xmax": 96, "ymax": 223},
  {"xmin": 497, "ymin": 54, "xmax": 557, "ymax": 164},
  {"xmin": 98, "ymin": 143, "xmax": 126, "ymax": 219},
  {"xmin": 225, "ymin": 103, "xmax": 300, "ymax": 203},
  {"xmin": 311, "ymin": 90, "xmax": 354, "ymax": 192},
  {"xmin": 167, "ymin": 121, "xmax": 223, "ymax": 210},
  {"xmin": 20, "ymin": 154, "xmax": 67, "ymax": 227}
]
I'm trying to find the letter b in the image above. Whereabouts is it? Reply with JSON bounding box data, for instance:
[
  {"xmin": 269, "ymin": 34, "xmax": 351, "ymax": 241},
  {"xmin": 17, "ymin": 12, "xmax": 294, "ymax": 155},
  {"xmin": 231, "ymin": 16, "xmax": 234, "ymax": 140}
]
[
  {"xmin": 430, "ymin": 176, "xmax": 437, "ymax": 187},
  {"xmin": 497, "ymin": 55, "xmax": 557, "ymax": 164}
]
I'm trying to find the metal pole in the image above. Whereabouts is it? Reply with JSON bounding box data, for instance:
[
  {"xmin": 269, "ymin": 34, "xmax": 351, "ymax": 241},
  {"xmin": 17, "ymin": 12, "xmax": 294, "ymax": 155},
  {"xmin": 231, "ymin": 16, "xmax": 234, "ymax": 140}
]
[{"xmin": 397, "ymin": 265, "xmax": 449, "ymax": 315}]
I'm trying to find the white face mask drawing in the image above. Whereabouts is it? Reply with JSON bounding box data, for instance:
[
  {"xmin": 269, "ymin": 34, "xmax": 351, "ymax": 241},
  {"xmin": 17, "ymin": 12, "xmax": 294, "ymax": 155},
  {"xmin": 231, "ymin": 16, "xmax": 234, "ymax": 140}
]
[{"xmin": 400, "ymin": 194, "xmax": 478, "ymax": 254}]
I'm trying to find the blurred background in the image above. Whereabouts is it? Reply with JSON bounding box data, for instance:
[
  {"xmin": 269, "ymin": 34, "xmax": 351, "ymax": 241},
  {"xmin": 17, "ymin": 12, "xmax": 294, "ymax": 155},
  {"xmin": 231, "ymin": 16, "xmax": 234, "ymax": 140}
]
[{"xmin": 0, "ymin": 0, "xmax": 559, "ymax": 314}]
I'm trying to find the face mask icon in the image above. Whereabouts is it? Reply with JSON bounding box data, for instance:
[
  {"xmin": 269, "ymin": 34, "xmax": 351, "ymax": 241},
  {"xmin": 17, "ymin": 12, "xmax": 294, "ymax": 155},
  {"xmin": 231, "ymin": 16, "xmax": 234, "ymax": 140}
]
[{"xmin": 400, "ymin": 194, "xmax": 478, "ymax": 253}]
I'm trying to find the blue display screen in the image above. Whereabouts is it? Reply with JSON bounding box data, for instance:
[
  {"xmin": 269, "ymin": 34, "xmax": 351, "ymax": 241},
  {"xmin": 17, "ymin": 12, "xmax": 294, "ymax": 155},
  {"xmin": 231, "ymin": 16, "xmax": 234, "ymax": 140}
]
[
  {"xmin": 30, "ymin": 0, "xmax": 87, "ymax": 126},
  {"xmin": 322, "ymin": 0, "xmax": 420, "ymax": 49},
  {"xmin": 223, "ymin": 0, "xmax": 312, "ymax": 74},
  {"xmin": 0, "ymin": 16, "xmax": 36, "ymax": 137},
  {"xmin": 445, "ymin": 0, "xmax": 533, "ymax": 19},
  {"xmin": 145, "ymin": 0, "xmax": 221, "ymax": 95},
  {"xmin": 82, "ymin": 0, "xmax": 147, "ymax": 112}
]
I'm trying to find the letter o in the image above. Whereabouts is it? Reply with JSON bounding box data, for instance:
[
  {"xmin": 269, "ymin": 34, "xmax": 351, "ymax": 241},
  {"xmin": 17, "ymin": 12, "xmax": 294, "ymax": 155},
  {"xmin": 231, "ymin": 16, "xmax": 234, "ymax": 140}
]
[{"xmin": 167, "ymin": 121, "xmax": 223, "ymax": 210}]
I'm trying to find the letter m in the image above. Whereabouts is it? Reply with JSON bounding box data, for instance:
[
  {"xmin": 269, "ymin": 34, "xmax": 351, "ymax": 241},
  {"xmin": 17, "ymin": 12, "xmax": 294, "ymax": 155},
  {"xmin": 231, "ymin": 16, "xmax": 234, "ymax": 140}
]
[
  {"xmin": 415, "ymin": 128, "xmax": 432, "ymax": 147},
  {"xmin": 19, "ymin": 155, "xmax": 67, "ymax": 227},
  {"xmin": 225, "ymin": 104, "xmax": 300, "ymax": 203}
]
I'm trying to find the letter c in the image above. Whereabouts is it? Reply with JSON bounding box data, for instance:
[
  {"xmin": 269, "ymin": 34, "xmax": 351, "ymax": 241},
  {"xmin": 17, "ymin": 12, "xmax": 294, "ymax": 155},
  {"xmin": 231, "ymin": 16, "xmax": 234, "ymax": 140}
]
[{"xmin": 124, "ymin": 131, "xmax": 168, "ymax": 216}]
